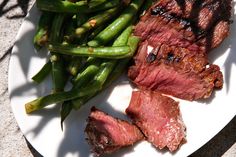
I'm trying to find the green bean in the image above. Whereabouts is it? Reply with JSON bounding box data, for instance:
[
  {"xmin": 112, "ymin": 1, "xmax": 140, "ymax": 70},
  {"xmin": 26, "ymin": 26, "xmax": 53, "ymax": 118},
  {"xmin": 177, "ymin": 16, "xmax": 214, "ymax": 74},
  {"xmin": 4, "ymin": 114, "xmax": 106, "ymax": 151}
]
[
  {"xmin": 37, "ymin": 0, "xmax": 120, "ymax": 13},
  {"xmin": 71, "ymin": 59, "xmax": 130, "ymax": 110},
  {"xmin": 50, "ymin": 14, "xmax": 66, "ymax": 43},
  {"xmin": 73, "ymin": 63, "xmax": 100, "ymax": 89},
  {"xmin": 89, "ymin": 0, "xmax": 121, "ymax": 12},
  {"xmin": 50, "ymin": 14, "xmax": 67, "ymax": 93},
  {"xmin": 105, "ymin": 36, "xmax": 140, "ymax": 86},
  {"xmin": 75, "ymin": 7, "xmax": 119, "ymax": 37},
  {"xmin": 47, "ymin": 44, "xmax": 132, "ymax": 59},
  {"xmin": 73, "ymin": 58, "xmax": 101, "ymax": 85},
  {"xmin": 112, "ymin": 25, "xmax": 133, "ymax": 46},
  {"xmin": 61, "ymin": 59, "xmax": 101, "ymax": 127},
  {"xmin": 72, "ymin": 25, "xmax": 133, "ymax": 109},
  {"xmin": 25, "ymin": 61, "xmax": 114, "ymax": 114},
  {"xmin": 60, "ymin": 101, "xmax": 73, "ymax": 130},
  {"xmin": 61, "ymin": 60, "xmax": 101, "ymax": 122},
  {"xmin": 37, "ymin": 0, "xmax": 88, "ymax": 13},
  {"xmin": 33, "ymin": 11, "xmax": 54, "ymax": 50},
  {"xmin": 88, "ymin": 0, "xmax": 107, "ymax": 8},
  {"xmin": 63, "ymin": 18, "xmax": 76, "ymax": 44},
  {"xmin": 87, "ymin": 0, "xmax": 144, "ymax": 47},
  {"xmin": 126, "ymin": 35, "xmax": 140, "ymax": 56},
  {"xmin": 71, "ymin": 37, "xmax": 139, "ymax": 109},
  {"xmin": 67, "ymin": 57, "xmax": 82, "ymax": 76},
  {"xmin": 71, "ymin": 59, "xmax": 127, "ymax": 110},
  {"xmin": 73, "ymin": 58, "xmax": 132, "ymax": 110},
  {"xmin": 32, "ymin": 61, "xmax": 52, "ymax": 83},
  {"xmin": 88, "ymin": 23, "xmax": 107, "ymax": 40},
  {"xmin": 104, "ymin": 59, "xmax": 130, "ymax": 86},
  {"xmin": 50, "ymin": 55, "xmax": 67, "ymax": 93}
]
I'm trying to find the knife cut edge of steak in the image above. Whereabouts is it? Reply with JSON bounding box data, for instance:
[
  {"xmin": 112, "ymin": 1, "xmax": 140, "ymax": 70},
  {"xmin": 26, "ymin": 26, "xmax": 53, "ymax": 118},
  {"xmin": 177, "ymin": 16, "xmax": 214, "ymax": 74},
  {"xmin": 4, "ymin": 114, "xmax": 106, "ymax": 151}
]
[
  {"xmin": 85, "ymin": 107, "xmax": 144, "ymax": 156},
  {"xmin": 126, "ymin": 90, "xmax": 187, "ymax": 152}
]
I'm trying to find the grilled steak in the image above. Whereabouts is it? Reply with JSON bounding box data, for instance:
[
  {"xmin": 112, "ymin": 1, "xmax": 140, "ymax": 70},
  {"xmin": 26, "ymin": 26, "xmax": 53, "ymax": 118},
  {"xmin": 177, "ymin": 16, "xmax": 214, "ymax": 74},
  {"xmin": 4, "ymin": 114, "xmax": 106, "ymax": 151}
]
[
  {"xmin": 85, "ymin": 107, "xmax": 144, "ymax": 156},
  {"xmin": 129, "ymin": 0, "xmax": 231, "ymax": 100},
  {"xmin": 126, "ymin": 90, "xmax": 186, "ymax": 152},
  {"xmin": 128, "ymin": 41, "xmax": 223, "ymax": 100}
]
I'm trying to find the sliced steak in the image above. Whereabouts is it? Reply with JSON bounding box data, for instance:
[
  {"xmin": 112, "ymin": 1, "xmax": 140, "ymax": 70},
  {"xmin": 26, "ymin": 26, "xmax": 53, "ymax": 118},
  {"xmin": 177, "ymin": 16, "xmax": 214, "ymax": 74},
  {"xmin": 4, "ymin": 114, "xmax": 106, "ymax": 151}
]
[
  {"xmin": 126, "ymin": 90, "xmax": 186, "ymax": 152},
  {"xmin": 128, "ymin": 41, "xmax": 223, "ymax": 100},
  {"xmin": 129, "ymin": 0, "xmax": 230, "ymax": 100},
  {"xmin": 85, "ymin": 107, "xmax": 144, "ymax": 156},
  {"xmin": 135, "ymin": 0, "xmax": 231, "ymax": 52}
]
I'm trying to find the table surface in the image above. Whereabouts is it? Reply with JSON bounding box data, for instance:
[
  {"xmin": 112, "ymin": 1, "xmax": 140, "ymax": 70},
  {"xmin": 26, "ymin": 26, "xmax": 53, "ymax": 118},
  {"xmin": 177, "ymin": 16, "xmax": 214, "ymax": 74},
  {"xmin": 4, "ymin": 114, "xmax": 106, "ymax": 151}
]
[{"xmin": 0, "ymin": 0, "xmax": 235, "ymax": 157}]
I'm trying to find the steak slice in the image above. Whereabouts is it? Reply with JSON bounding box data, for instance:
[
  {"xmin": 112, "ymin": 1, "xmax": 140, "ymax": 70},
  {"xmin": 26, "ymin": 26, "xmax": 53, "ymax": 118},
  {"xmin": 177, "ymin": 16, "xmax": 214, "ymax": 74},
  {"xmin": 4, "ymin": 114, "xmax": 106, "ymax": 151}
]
[
  {"xmin": 129, "ymin": 0, "xmax": 230, "ymax": 100},
  {"xmin": 126, "ymin": 90, "xmax": 186, "ymax": 152},
  {"xmin": 85, "ymin": 107, "xmax": 144, "ymax": 156},
  {"xmin": 128, "ymin": 41, "xmax": 223, "ymax": 100}
]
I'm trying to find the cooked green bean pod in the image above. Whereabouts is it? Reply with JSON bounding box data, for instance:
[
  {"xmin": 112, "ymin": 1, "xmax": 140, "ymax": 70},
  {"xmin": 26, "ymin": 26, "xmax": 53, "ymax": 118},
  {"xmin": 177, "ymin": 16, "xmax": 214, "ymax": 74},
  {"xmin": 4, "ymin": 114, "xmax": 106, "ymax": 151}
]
[
  {"xmin": 60, "ymin": 101, "xmax": 73, "ymax": 130},
  {"xmin": 75, "ymin": 7, "xmax": 119, "ymax": 37},
  {"xmin": 72, "ymin": 25, "xmax": 134, "ymax": 109},
  {"xmin": 87, "ymin": 0, "xmax": 144, "ymax": 47},
  {"xmin": 48, "ymin": 44, "xmax": 132, "ymax": 59},
  {"xmin": 37, "ymin": 0, "xmax": 120, "ymax": 13},
  {"xmin": 32, "ymin": 61, "xmax": 52, "ymax": 83},
  {"xmin": 25, "ymin": 61, "xmax": 114, "ymax": 113},
  {"xmin": 67, "ymin": 57, "xmax": 82, "ymax": 76},
  {"xmin": 50, "ymin": 14, "xmax": 67, "ymax": 93},
  {"xmin": 33, "ymin": 11, "xmax": 54, "ymax": 49}
]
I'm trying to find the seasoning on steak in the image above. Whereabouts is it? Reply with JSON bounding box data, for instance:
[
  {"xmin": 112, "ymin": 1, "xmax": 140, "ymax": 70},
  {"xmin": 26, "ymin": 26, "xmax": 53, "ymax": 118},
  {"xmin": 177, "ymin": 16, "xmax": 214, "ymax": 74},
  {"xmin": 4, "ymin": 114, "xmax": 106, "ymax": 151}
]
[
  {"xmin": 126, "ymin": 90, "xmax": 186, "ymax": 152},
  {"xmin": 128, "ymin": 0, "xmax": 231, "ymax": 100},
  {"xmin": 85, "ymin": 107, "xmax": 144, "ymax": 156}
]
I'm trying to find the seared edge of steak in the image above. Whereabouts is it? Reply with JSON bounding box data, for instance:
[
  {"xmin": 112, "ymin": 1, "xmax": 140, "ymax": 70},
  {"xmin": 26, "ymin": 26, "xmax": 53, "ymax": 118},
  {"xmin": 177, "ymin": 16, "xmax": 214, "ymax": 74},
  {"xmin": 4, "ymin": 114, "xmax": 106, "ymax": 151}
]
[{"xmin": 85, "ymin": 107, "xmax": 144, "ymax": 156}]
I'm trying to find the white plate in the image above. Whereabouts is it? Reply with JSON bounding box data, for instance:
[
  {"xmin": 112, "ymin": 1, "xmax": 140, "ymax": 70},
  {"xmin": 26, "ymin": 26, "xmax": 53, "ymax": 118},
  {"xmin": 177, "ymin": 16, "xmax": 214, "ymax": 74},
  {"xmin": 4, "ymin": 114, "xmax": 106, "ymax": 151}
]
[{"xmin": 9, "ymin": 3, "xmax": 236, "ymax": 157}]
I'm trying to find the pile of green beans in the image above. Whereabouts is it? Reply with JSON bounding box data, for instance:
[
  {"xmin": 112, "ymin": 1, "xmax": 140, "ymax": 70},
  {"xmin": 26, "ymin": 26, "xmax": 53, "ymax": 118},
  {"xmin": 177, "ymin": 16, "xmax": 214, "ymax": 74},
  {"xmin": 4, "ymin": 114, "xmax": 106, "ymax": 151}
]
[{"xmin": 27, "ymin": 0, "xmax": 152, "ymax": 128}]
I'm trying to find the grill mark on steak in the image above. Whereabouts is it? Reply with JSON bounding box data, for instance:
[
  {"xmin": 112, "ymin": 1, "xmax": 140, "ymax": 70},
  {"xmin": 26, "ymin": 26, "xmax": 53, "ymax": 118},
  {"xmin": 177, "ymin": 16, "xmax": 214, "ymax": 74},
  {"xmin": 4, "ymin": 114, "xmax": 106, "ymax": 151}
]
[
  {"xmin": 85, "ymin": 107, "xmax": 144, "ymax": 156},
  {"xmin": 148, "ymin": 0, "xmax": 231, "ymax": 40},
  {"xmin": 126, "ymin": 90, "xmax": 187, "ymax": 152}
]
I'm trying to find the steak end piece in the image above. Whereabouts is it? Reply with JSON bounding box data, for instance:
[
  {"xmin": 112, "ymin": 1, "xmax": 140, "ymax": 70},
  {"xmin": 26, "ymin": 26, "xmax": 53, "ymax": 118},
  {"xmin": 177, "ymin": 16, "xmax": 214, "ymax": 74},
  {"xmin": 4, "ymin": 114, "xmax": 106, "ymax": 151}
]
[
  {"xmin": 85, "ymin": 107, "xmax": 144, "ymax": 156},
  {"xmin": 126, "ymin": 90, "xmax": 187, "ymax": 152}
]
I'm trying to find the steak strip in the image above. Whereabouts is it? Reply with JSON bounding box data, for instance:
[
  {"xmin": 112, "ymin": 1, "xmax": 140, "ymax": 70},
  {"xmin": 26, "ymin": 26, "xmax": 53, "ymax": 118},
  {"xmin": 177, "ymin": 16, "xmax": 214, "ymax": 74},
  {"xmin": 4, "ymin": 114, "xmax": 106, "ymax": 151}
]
[
  {"xmin": 85, "ymin": 107, "xmax": 144, "ymax": 156},
  {"xmin": 126, "ymin": 90, "xmax": 187, "ymax": 152}
]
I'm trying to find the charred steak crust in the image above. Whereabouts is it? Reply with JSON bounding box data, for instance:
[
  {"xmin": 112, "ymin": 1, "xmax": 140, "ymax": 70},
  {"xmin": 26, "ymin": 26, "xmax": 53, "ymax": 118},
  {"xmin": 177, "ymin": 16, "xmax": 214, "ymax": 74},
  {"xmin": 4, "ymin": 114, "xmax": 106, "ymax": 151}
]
[
  {"xmin": 129, "ymin": 0, "xmax": 230, "ymax": 100},
  {"xmin": 85, "ymin": 107, "xmax": 144, "ymax": 156},
  {"xmin": 126, "ymin": 90, "xmax": 187, "ymax": 152}
]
